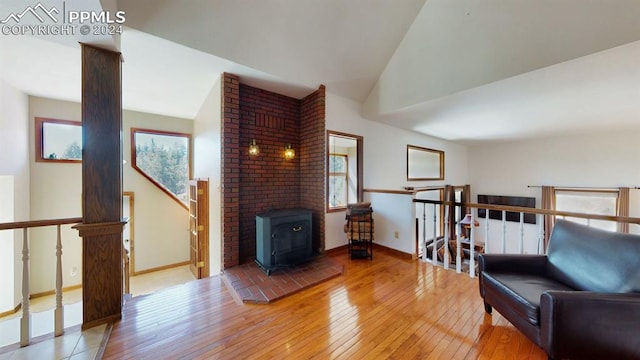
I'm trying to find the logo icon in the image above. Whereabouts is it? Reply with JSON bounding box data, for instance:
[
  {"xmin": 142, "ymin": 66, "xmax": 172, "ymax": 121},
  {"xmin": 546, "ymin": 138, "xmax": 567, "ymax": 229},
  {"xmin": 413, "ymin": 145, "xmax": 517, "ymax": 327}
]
[{"xmin": 1, "ymin": 3, "xmax": 59, "ymax": 24}]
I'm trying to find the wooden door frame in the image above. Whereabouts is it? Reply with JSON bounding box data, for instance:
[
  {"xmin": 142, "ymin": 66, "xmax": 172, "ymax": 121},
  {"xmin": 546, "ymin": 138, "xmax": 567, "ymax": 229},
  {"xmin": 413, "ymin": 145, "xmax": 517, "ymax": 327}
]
[
  {"xmin": 123, "ymin": 192, "xmax": 135, "ymax": 274},
  {"xmin": 189, "ymin": 179, "xmax": 210, "ymax": 279}
]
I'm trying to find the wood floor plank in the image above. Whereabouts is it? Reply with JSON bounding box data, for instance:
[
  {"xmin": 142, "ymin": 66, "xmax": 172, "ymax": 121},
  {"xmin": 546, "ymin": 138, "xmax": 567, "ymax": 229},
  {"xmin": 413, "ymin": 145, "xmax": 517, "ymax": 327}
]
[{"xmin": 103, "ymin": 250, "xmax": 547, "ymax": 359}]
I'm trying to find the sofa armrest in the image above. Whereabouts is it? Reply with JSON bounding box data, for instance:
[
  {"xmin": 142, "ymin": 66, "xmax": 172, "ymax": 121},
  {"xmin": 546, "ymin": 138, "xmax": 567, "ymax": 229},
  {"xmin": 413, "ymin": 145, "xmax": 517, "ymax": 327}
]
[
  {"xmin": 478, "ymin": 253, "xmax": 547, "ymax": 274},
  {"xmin": 540, "ymin": 291, "xmax": 640, "ymax": 359}
]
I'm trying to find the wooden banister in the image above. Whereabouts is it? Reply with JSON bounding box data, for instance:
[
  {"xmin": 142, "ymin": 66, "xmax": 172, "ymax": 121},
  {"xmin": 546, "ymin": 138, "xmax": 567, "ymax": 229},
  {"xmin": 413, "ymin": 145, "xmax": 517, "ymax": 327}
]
[
  {"xmin": 0, "ymin": 217, "xmax": 82, "ymax": 347},
  {"xmin": 0, "ymin": 217, "xmax": 83, "ymax": 231},
  {"xmin": 413, "ymin": 199, "xmax": 640, "ymax": 225}
]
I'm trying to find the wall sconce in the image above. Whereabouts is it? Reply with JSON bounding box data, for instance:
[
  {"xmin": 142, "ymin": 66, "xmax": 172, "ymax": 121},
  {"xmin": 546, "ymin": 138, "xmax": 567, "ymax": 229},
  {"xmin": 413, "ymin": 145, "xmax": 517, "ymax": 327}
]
[
  {"xmin": 284, "ymin": 144, "xmax": 295, "ymax": 160},
  {"xmin": 248, "ymin": 139, "xmax": 260, "ymax": 156}
]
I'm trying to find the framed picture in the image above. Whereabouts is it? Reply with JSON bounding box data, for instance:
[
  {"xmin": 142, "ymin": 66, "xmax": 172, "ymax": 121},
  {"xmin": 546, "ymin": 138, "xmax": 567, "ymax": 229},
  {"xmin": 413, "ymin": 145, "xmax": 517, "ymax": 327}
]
[{"xmin": 407, "ymin": 145, "xmax": 444, "ymax": 181}]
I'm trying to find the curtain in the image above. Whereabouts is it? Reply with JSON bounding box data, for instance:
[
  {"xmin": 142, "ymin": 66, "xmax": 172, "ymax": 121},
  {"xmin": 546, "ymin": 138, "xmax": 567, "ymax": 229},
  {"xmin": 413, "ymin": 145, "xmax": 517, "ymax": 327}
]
[
  {"xmin": 617, "ymin": 187, "xmax": 630, "ymax": 233},
  {"xmin": 541, "ymin": 186, "xmax": 555, "ymax": 251},
  {"xmin": 461, "ymin": 184, "xmax": 471, "ymax": 218}
]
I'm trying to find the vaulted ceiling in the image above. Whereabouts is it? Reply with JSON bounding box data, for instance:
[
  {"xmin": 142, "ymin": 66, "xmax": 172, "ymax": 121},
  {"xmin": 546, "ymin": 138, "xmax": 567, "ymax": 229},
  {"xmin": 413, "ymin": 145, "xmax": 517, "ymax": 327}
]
[{"xmin": 1, "ymin": 0, "xmax": 639, "ymax": 144}]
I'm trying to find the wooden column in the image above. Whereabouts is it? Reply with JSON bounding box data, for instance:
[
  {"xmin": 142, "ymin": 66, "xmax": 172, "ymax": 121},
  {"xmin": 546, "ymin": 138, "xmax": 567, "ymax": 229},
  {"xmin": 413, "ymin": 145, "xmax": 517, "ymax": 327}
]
[{"xmin": 74, "ymin": 44, "xmax": 124, "ymax": 329}]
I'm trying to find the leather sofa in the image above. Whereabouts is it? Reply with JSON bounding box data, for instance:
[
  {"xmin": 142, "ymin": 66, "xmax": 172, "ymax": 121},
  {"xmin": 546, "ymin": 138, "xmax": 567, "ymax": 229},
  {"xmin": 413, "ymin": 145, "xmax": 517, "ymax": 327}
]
[{"xmin": 478, "ymin": 219, "xmax": 640, "ymax": 360}]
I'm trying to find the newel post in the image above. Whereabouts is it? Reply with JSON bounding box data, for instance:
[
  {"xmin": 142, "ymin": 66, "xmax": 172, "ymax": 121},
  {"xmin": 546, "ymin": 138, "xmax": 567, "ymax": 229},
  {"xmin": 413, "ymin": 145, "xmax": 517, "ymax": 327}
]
[{"xmin": 73, "ymin": 44, "xmax": 125, "ymax": 329}]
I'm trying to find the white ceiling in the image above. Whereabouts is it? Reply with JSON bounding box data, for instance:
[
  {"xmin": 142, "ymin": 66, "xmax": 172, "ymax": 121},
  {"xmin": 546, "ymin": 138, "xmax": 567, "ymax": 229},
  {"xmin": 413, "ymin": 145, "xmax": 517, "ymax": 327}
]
[
  {"xmin": 375, "ymin": 40, "xmax": 640, "ymax": 144},
  {"xmin": 1, "ymin": 0, "xmax": 639, "ymax": 144}
]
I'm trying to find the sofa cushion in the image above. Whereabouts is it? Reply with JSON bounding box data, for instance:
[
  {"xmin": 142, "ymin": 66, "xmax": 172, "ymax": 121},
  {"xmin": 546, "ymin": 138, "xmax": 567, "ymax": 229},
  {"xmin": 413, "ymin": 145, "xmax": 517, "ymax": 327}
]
[
  {"xmin": 482, "ymin": 272, "xmax": 574, "ymax": 325},
  {"xmin": 547, "ymin": 220, "xmax": 640, "ymax": 293}
]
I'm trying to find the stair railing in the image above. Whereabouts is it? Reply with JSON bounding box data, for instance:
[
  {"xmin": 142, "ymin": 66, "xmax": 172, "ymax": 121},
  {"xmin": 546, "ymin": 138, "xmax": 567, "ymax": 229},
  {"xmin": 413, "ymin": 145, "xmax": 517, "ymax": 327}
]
[
  {"xmin": 0, "ymin": 217, "xmax": 82, "ymax": 346},
  {"xmin": 414, "ymin": 199, "xmax": 640, "ymax": 278}
]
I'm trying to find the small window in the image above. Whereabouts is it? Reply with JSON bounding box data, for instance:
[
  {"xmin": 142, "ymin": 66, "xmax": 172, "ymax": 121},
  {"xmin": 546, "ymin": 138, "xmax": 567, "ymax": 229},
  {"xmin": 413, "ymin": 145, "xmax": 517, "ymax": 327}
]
[
  {"xmin": 327, "ymin": 131, "xmax": 363, "ymax": 212},
  {"xmin": 131, "ymin": 128, "xmax": 191, "ymax": 208},
  {"xmin": 555, "ymin": 189, "xmax": 618, "ymax": 232},
  {"xmin": 35, "ymin": 117, "xmax": 82, "ymax": 163}
]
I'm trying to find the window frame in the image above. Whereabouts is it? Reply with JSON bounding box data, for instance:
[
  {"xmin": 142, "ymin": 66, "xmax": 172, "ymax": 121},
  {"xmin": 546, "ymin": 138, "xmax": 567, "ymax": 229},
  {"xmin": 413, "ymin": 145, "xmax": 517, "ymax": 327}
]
[
  {"xmin": 326, "ymin": 130, "xmax": 363, "ymax": 213},
  {"xmin": 35, "ymin": 117, "xmax": 83, "ymax": 163},
  {"xmin": 131, "ymin": 127, "xmax": 192, "ymax": 210}
]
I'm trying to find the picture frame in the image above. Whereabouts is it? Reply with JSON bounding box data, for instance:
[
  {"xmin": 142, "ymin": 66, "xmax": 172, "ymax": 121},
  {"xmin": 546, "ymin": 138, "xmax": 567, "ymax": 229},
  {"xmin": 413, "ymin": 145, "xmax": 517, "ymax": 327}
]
[{"xmin": 406, "ymin": 145, "xmax": 444, "ymax": 181}]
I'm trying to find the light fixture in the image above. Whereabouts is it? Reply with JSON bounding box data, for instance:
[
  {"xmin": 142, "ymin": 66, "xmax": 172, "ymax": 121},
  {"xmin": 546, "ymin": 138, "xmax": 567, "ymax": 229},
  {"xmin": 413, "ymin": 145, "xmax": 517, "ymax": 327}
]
[
  {"xmin": 460, "ymin": 214, "xmax": 480, "ymax": 228},
  {"xmin": 248, "ymin": 139, "xmax": 259, "ymax": 156},
  {"xmin": 460, "ymin": 213, "xmax": 479, "ymax": 239},
  {"xmin": 284, "ymin": 144, "xmax": 295, "ymax": 160}
]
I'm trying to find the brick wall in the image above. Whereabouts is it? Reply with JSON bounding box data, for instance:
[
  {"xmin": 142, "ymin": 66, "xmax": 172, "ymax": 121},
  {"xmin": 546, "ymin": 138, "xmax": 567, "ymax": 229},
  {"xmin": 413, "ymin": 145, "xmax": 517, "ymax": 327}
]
[
  {"xmin": 238, "ymin": 84, "xmax": 301, "ymax": 262},
  {"xmin": 300, "ymin": 85, "xmax": 326, "ymax": 253},
  {"xmin": 222, "ymin": 73, "xmax": 326, "ymax": 267},
  {"xmin": 221, "ymin": 73, "xmax": 241, "ymax": 268}
]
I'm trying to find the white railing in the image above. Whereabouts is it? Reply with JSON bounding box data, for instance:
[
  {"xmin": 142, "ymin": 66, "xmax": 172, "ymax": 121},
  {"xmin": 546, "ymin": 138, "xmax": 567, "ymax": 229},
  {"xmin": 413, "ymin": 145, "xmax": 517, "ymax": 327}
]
[
  {"xmin": 0, "ymin": 217, "xmax": 82, "ymax": 347},
  {"xmin": 414, "ymin": 200, "xmax": 640, "ymax": 278}
]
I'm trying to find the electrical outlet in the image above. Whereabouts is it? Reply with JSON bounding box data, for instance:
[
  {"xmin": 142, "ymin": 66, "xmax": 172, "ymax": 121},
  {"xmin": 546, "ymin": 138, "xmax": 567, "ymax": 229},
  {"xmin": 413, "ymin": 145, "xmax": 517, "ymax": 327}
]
[
  {"xmin": 70, "ymin": 266, "xmax": 78, "ymax": 277},
  {"xmin": 394, "ymin": 231, "xmax": 399, "ymax": 239}
]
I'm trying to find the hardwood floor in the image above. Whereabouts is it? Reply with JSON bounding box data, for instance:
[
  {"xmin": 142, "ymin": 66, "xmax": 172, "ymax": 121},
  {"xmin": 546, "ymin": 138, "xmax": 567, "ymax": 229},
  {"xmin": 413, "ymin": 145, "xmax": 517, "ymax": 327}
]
[{"xmin": 103, "ymin": 250, "xmax": 546, "ymax": 359}]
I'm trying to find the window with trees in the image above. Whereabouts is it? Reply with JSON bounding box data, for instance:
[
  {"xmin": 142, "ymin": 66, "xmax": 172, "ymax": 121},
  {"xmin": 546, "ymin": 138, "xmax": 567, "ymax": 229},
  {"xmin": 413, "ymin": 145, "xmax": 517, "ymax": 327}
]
[
  {"xmin": 35, "ymin": 117, "xmax": 82, "ymax": 162},
  {"xmin": 329, "ymin": 154, "xmax": 348, "ymax": 208},
  {"xmin": 131, "ymin": 128, "xmax": 191, "ymax": 208},
  {"xmin": 327, "ymin": 131, "xmax": 363, "ymax": 212}
]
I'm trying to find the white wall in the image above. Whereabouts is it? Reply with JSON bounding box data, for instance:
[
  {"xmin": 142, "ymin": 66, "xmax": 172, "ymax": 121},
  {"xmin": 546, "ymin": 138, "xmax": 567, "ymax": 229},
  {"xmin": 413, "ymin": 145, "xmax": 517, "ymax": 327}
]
[
  {"xmin": 0, "ymin": 176, "xmax": 15, "ymax": 312},
  {"xmin": 28, "ymin": 96, "xmax": 192, "ymax": 294},
  {"xmin": 28, "ymin": 97, "xmax": 83, "ymax": 294},
  {"xmin": 325, "ymin": 92, "xmax": 469, "ymax": 253},
  {"xmin": 0, "ymin": 80, "xmax": 30, "ymax": 311},
  {"xmin": 123, "ymin": 109, "xmax": 192, "ymax": 273},
  {"xmin": 468, "ymin": 130, "xmax": 640, "ymax": 251},
  {"xmin": 193, "ymin": 75, "xmax": 223, "ymax": 276},
  {"xmin": 363, "ymin": 191, "xmax": 417, "ymax": 254},
  {"xmin": 469, "ymin": 131, "xmax": 640, "ymax": 193}
]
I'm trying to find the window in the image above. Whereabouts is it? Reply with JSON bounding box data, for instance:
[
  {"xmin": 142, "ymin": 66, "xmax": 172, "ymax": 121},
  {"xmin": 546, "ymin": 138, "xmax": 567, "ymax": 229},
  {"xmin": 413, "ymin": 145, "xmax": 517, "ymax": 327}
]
[
  {"xmin": 329, "ymin": 154, "xmax": 348, "ymax": 208},
  {"xmin": 327, "ymin": 131, "xmax": 363, "ymax": 212},
  {"xmin": 554, "ymin": 189, "xmax": 618, "ymax": 232},
  {"xmin": 35, "ymin": 117, "xmax": 82, "ymax": 162},
  {"xmin": 131, "ymin": 128, "xmax": 191, "ymax": 208}
]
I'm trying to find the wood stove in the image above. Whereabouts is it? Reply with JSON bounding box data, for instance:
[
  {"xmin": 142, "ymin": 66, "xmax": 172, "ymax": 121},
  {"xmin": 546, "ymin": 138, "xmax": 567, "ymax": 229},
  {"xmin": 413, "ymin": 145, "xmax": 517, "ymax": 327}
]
[{"xmin": 255, "ymin": 208, "xmax": 313, "ymax": 275}]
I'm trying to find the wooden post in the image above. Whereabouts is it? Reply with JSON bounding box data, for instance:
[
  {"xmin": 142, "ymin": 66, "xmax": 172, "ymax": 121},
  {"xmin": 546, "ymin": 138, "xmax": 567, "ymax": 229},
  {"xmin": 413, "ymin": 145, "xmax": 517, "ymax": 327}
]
[
  {"xmin": 73, "ymin": 44, "xmax": 125, "ymax": 329},
  {"xmin": 443, "ymin": 204, "xmax": 450, "ymax": 270}
]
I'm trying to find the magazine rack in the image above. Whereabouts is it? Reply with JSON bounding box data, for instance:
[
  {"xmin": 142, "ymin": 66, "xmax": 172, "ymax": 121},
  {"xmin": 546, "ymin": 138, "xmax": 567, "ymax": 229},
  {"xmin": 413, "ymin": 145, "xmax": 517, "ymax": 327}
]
[{"xmin": 344, "ymin": 202, "xmax": 374, "ymax": 260}]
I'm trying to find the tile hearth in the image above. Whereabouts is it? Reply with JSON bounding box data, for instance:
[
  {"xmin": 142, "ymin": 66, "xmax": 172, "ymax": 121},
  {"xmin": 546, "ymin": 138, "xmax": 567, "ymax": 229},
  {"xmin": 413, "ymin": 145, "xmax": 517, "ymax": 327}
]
[{"xmin": 222, "ymin": 256, "xmax": 343, "ymax": 304}]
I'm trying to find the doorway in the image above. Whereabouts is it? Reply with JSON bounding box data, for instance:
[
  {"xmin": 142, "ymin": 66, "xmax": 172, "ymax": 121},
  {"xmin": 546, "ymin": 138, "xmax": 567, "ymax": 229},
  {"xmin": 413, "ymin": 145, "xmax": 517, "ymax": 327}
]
[
  {"xmin": 122, "ymin": 191, "xmax": 196, "ymax": 296},
  {"xmin": 123, "ymin": 192, "xmax": 134, "ymax": 274},
  {"xmin": 123, "ymin": 192, "xmax": 134, "ymax": 294}
]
